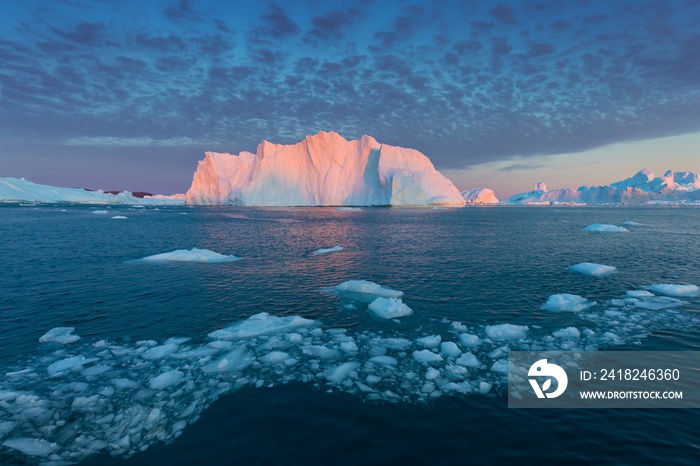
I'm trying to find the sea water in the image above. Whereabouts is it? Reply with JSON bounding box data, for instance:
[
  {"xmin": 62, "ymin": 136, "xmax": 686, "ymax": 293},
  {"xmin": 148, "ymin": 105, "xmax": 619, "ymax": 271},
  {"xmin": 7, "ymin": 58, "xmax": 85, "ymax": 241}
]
[{"xmin": 0, "ymin": 205, "xmax": 698, "ymax": 465}]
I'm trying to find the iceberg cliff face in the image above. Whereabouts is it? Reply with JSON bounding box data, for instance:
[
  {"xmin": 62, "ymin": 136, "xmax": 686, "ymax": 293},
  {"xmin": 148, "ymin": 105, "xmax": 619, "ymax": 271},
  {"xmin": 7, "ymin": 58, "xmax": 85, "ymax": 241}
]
[
  {"xmin": 185, "ymin": 132, "xmax": 465, "ymax": 206},
  {"xmin": 505, "ymin": 169, "xmax": 700, "ymax": 205}
]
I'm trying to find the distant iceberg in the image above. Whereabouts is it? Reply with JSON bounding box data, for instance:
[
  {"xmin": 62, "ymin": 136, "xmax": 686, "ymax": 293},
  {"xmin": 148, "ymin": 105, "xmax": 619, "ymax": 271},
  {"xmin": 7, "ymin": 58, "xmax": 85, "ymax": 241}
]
[
  {"xmin": 583, "ymin": 223, "xmax": 629, "ymax": 233},
  {"xmin": 312, "ymin": 246, "xmax": 343, "ymax": 255},
  {"xmin": 185, "ymin": 131, "xmax": 466, "ymax": 207},
  {"xmin": 568, "ymin": 262, "xmax": 617, "ymax": 276},
  {"xmin": 134, "ymin": 248, "xmax": 241, "ymax": 263},
  {"xmin": 505, "ymin": 169, "xmax": 700, "ymax": 205},
  {"xmin": 0, "ymin": 177, "xmax": 184, "ymax": 205},
  {"xmin": 461, "ymin": 188, "xmax": 499, "ymax": 205}
]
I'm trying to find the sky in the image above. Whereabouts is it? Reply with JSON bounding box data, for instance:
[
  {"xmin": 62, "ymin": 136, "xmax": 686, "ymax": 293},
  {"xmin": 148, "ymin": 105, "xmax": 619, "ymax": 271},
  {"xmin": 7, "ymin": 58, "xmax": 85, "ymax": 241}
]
[{"xmin": 0, "ymin": 0, "xmax": 699, "ymax": 196}]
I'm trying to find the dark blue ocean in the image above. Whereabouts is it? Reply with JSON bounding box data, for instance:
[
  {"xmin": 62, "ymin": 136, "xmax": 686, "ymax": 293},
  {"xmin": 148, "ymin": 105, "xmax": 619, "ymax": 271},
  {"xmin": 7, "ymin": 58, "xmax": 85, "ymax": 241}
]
[{"xmin": 0, "ymin": 205, "xmax": 699, "ymax": 465}]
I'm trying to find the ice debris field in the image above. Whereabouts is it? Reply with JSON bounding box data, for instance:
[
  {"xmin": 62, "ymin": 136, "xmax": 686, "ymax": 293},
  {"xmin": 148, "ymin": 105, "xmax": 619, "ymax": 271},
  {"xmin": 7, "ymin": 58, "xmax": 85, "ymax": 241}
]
[{"xmin": 0, "ymin": 279, "xmax": 698, "ymax": 463}]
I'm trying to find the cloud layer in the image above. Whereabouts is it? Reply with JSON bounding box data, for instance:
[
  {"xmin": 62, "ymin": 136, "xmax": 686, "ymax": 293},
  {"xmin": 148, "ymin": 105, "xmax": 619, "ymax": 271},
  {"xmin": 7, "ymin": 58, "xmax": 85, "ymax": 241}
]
[{"xmin": 1, "ymin": 0, "xmax": 699, "ymax": 191}]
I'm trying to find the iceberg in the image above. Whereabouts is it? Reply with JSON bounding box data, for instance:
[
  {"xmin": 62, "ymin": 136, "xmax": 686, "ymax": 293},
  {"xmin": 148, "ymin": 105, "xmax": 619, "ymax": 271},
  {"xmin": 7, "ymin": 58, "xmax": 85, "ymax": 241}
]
[
  {"xmin": 505, "ymin": 169, "xmax": 700, "ymax": 205},
  {"xmin": 312, "ymin": 246, "xmax": 343, "ymax": 255},
  {"xmin": 0, "ymin": 177, "xmax": 184, "ymax": 205},
  {"xmin": 327, "ymin": 280, "xmax": 404, "ymax": 302},
  {"xmin": 461, "ymin": 188, "xmax": 499, "ymax": 205},
  {"xmin": 185, "ymin": 131, "xmax": 465, "ymax": 206}
]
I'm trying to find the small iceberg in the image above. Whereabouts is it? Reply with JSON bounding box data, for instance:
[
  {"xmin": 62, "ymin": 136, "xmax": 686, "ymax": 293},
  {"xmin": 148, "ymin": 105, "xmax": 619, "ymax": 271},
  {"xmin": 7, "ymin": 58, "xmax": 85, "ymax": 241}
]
[
  {"xmin": 312, "ymin": 246, "xmax": 343, "ymax": 255},
  {"xmin": 327, "ymin": 280, "xmax": 404, "ymax": 302},
  {"xmin": 92, "ymin": 210, "xmax": 109, "ymax": 215},
  {"xmin": 541, "ymin": 293, "xmax": 595, "ymax": 312},
  {"xmin": 368, "ymin": 297, "xmax": 413, "ymax": 319},
  {"xmin": 208, "ymin": 312, "xmax": 316, "ymax": 340},
  {"xmin": 645, "ymin": 284, "xmax": 699, "ymax": 298},
  {"xmin": 39, "ymin": 327, "xmax": 81, "ymax": 345},
  {"xmin": 134, "ymin": 248, "xmax": 241, "ymax": 263},
  {"xmin": 568, "ymin": 262, "xmax": 617, "ymax": 276},
  {"xmin": 583, "ymin": 223, "xmax": 629, "ymax": 232},
  {"xmin": 110, "ymin": 215, "xmax": 127, "ymax": 220},
  {"xmin": 485, "ymin": 324, "xmax": 528, "ymax": 341},
  {"xmin": 622, "ymin": 221, "xmax": 642, "ymax": 226}
]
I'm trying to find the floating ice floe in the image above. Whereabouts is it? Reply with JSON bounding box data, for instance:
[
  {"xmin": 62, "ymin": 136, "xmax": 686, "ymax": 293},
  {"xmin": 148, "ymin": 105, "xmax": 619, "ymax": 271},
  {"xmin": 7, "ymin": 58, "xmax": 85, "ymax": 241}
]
[
  {"xmin": 336, "ymin": 207, "xmax": 362, "ymax": 211},
  {"xmin": 568, "ymin": 262, "xmax": 617, "ymax": 276},
  {"xmin": 133, "ymin": 248, "xmax": 241, "ymax": 263},
  {"xmin": 540, "ymin": 294, "xmax": 595, "ymax": 312},
  {"xmin": 325, "ymin": 280, "xmax": 404, "ymax": 303},
  {"xmin": 39, "ymin": 327, "xmax": 81, "ymax": 345},
  {"xmin": 0, "ymin": 288, "xmax": 697, "ymax": 464},
  {"xmin": 368, "ymin": 298, "xmax": 413, "ymax": 319},
  {"xmin": 622, "ymin": 221, "xmax": 642, "ymax": 226},
  {"xmin": 312, "ymin": 246, "xmax": 343, "ymax": 255},
  {"xmin": 583, "ymin": 223, "xmax": 629, "ymax": 232},
  {"xmin": 92, "ymin": 210, "xmax": 109, "ymax": 215},
  {"xmin": 110, "ymin": 216, "xmax": 128, "ymax": 220},
  {"xmin": 645, "ymin": 283, "xmax": 699, "ymax": 298}
]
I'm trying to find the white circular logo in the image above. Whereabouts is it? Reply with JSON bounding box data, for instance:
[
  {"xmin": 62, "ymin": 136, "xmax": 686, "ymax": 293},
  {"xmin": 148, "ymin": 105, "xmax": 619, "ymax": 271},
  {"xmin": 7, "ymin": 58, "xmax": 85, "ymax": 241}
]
[{"xmin": 528, "ymin": 359, "xmax": 568, "ymax": 399}]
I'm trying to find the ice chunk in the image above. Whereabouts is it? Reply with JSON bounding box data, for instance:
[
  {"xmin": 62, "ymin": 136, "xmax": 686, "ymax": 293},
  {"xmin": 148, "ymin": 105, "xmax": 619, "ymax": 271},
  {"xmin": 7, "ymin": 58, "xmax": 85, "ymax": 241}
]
[
  {"xmin": 111, "ymin": 215, "xmax": 128, "ymax": 219},
  {"xmin": 302, "ymin": 345, "xmax": 340, "ymax": 360},
  {"xmin": 458, "ymin": 333, "xmax": 481, "ymax": 347},
  {"xmin": 369, "ymin": 356, "xmax": 398, "ymax": 366},
  {"xmin": 326, "ymin": 362, "xmax": 359, "ymax": 384},
  {"xmin": 260, "ymin": 351, "xmax": 290, "ymax": 364},
  {"xmin": 626, "ymin": 290, "xmax": 654, "ymax": 298},
  {"xmin": 540, "ymin": 294, "xmax": 595, "ymax": 313},
  {"xmin": 340, "ymin": 341, "xmax": 359, "ymax": 353},
  {"xmin": 455, "ymin": 352, "xmax": 480, "ymax": 368},
  {"xmin": 485, "ymin": 324, "xmax": 529, "ymax": 341},
  {"xmin": 2, "ymin": 437, "xmax": 57, "ymax": 457},
  {"xmin": 39, "ymin": 327, "xmax": 81, "ymax": 344},
  {"xmin": 412, "ymin": 350, "xmax": 444, "ymax": 364},
  {"xmin": 425, "ymin": 368, "xmax": 440, "ymax": 380},
  {"xmin": 439, "ymin": 342, "xmax": 461, "ymax": 358},
  {"xmin": 135, "ymin": 248, "xmax": 241, "ymax": 263},
  {"xmin": 142, "ymin": 343, "xmax": 179, "ymax": 360},
  {"xmin": 633, "ymin": 297, "xmax": 687, "ymax": 310},
  {"xmin": 568, "ymin": 262, "xmax": 617, "ymax": 276},
  {"xmin": 583, "ymin": 224, "xmax": 629, "ymax": 232},
  {"xmin": 368, "ymin": 297, "xmax": 413, "ymax": 319},
  {"xmin": 622, "ymin": 221, "xmax": 642, "ymax": 226},
  {"xmin": 92, "ymin": 210, "xmax": 109, "ymax": 215},
  {"xmin": 336, "ymin": 207, "xmax": 362, "ymax": 211},
  {"xmin": 209, "ymin": 313, "xmax": 316, "ymax": 340},
  {"xmin": 312, "ymin": 246, "xmax": 343, "ymax": 255},
  {"xmin": 479, "ymin": 382, "xmax": 493, "ymax": 394},
  {"xmin": 646, "ymin": 284, "xmax": 699, "ymax": 298},
  {"xmin": 149, "ymin": 370, "xmax": 184, "ymax": 389},
  {"xmin": 202, "ymin": 346, "xmax": 254, "ymax": 373},
  {"xmin": 491, "ymin": 360, "xmax": 509, "ymax": 374},
  {"xmin": 416, "ymin": 335, "xmax": 441, "ymax": 349},
  {"xmin": 47, "ymin": 356, "xmax": 99, "ymax": 376},
  {"xmin": 330, "ymin": 280, "xmax": 403, "ymax": 301},
  {"xmin": 553, "ymin": 327, "xmax": 581, "ymax": 339}
]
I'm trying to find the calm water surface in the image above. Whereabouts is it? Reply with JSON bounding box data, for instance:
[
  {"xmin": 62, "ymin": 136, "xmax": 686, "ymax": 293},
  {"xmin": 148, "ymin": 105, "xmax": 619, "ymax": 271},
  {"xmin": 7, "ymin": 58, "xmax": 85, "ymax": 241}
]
[{"xmin": 0, "ymin": 205, "xmax": 698, "ymax": 465}]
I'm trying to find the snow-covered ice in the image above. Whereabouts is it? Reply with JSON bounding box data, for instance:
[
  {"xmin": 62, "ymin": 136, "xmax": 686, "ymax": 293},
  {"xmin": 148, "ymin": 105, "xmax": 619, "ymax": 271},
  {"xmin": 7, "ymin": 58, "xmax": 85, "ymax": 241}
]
[
  {"xmin": 134, "ymin": 248, "xmax": 241, "ymax": 263},
  {"xmin": 368, "ymin": 298, "xmax": 413, "ymax": 319},
  {"xmin": 583, "ymin": 224, "xmax": 629, "ymax": 233},
  {"xmin": 208, "ymin": 313, "xmax": 316, "ymax": 340},
  {"xmin": 541, "ymin": 294, "xmax": 595, "ymax": 312},
  {"xmin": 485, "ymin": 324, "xmax": 529, "ymax": 341},
  {"xmin": 327, "ymin": 280, "xmax": 404, "ymax": 302},
  {"xmin": 568, "ymin": 262, "xmax": 617, "ymax": 276}
]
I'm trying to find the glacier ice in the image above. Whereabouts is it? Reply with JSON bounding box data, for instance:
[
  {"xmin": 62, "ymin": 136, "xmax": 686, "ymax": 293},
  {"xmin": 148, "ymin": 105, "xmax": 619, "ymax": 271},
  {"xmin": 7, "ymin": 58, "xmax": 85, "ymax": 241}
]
[
  {"xmin": 133, "ymin": 248, "xmax": 241, "ymax": 263},
  {"xmin": 568, "ymin": 262, "xmax": 617, "ymax": 276},
  {"xmin": 184, "ymin": 131, "xmax": 466, "ymax": 207}
]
